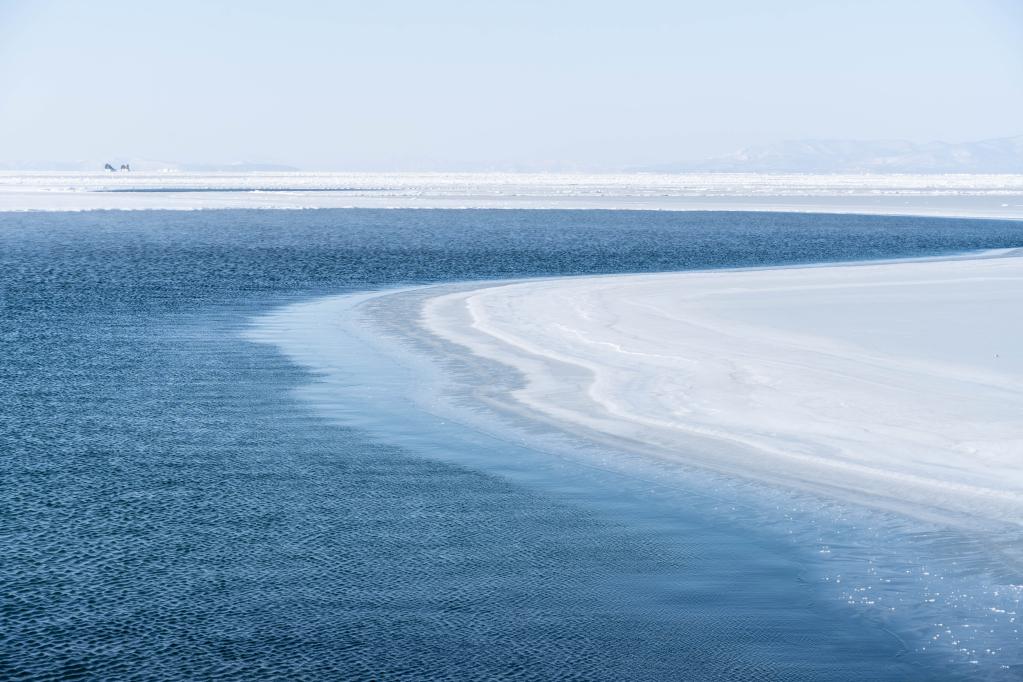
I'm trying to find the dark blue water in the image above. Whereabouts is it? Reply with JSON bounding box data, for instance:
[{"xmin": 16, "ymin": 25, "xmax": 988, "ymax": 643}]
[{"xmin": 4, "ymin": 209, "xmax": 1023, "ymax": 680}]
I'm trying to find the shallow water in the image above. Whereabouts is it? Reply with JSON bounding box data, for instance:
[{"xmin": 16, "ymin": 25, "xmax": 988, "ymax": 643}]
[
  {"xmin": 258, "ymin": 283, "xmax": 1023, "ymax": 679},
  {"xmin": 4, "ymin": 209, "xmax": 1023, "ymax": 679}
]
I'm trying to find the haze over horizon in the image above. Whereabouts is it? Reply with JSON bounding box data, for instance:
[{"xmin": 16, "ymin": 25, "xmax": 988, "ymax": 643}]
[{"xmin": 1, "ymin": 0, "xmax": 1021, "ymax": 171}]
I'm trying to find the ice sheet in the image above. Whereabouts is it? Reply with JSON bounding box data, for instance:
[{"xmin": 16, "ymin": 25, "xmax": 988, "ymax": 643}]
[
  {"xmin": 422, "ymin": 251, "xmax": 1023, "ymax": 529},
  {"xmin": 2, "ymin": 171, "xmax": 1023, "ymax": 218}
]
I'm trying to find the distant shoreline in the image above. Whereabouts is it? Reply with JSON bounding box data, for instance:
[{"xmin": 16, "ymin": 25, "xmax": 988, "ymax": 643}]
[{"xmin": 1, "ymin": 171, "xmax": 1022, "ymax": 218}]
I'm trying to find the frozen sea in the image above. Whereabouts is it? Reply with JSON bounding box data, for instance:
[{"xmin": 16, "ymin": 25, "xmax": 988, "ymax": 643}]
[
  {"xmin": 4, "ymin": 208, "xmax": 1023, "ymax": 680},
  {"xmin": 3, "ymin": 170, "xmax": 1023, "ymax": 218}
]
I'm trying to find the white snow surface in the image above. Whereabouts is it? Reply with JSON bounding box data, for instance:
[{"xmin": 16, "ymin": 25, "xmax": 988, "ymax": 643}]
[
  {"xmin": 423, "ymin": 251, "xmax": 1023, "ymax": 528},
  {"xmin": 3, "ymin": 171, "xmax": 1023, "ymax": 217}
]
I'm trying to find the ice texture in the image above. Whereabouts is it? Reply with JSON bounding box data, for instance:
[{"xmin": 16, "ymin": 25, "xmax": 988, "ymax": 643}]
[
  {"xmin": 423, "ymin": 251, "xmax": 1023, "ymax": 529},
  {"xmin": 2, "ymin": 171, "xmax": 1023, "ymax": 218}
]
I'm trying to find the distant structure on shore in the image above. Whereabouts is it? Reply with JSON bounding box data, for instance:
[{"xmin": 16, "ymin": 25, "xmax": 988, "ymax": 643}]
[{"xmin": 103, "ymin": 163, "xmax": 131, "ymax": 171}]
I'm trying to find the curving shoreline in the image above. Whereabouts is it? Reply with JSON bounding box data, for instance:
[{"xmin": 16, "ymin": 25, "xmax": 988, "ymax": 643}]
[
  {"xmin": 417, "ymin": 250, "xmax": 1023, "ymax": 531},
  {"xmin": 248, "ymin": 245, "xmax": 1023, "ymax": 672}
]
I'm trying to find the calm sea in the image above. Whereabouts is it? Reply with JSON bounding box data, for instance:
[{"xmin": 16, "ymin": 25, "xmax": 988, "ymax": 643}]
[{"xmin": 4, "ymin": 209, "xmax": 1023, "ymax": 680}]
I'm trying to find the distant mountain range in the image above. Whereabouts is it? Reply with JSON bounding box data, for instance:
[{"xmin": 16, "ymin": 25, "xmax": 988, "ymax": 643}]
[
  {"xmin": 4, "ymin": 137, "xmax": 1022, "ymax": 173},
  {"xmin": 645, "ymin": 136, "xmax": 1023, "ymax": 173},
  {"xmin": 0, "ymin": 159, "xmax": 300, "ymax": 172}
]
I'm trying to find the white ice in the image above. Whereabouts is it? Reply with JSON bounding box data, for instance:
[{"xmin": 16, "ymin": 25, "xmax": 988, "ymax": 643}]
[
  {"xmin": 423, "ymin": 251, "xmax": 1023, "ymax": 528},
  {"xmin": 2, "ymin": 171, "xmax": 1023, "ymax": 218}
]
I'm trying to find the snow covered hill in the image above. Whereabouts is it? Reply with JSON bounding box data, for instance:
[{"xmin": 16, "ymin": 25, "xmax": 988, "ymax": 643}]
[{"xmin": 649, "ymin": 136, "xmax": 1023, "ymax": 173}]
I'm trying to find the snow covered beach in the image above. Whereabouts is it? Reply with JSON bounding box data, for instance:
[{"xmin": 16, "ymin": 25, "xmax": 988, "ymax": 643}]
[
  {"xmin": 420, "ymin": 251, "xmax": 1023, "ymax": 531},
  {"xmin": 252, "ymin": 237, "xmax": 1023, "ymax": 670}
]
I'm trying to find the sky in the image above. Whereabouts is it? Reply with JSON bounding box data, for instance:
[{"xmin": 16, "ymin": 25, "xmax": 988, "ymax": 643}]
[{"xmin": 0, "ymin": 0, "xmax": 1021, "ymax": 170}]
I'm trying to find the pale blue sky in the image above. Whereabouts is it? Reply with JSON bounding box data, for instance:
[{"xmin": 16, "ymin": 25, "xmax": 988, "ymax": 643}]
[{"xmin": 1, "ymin": 0, "xmax": 1020, "ymax": 170}]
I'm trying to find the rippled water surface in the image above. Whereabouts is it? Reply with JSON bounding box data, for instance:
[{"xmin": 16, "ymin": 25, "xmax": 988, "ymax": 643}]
[{"xmin": 4, "ymin": 209, "xmax": 1023, "ymax": 680}]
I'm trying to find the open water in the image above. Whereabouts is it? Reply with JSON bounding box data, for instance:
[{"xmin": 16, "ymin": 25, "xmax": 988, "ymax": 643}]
[{"xmin": 4, "ymin": 209, "xmax": 1023, "ymax": 680}]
